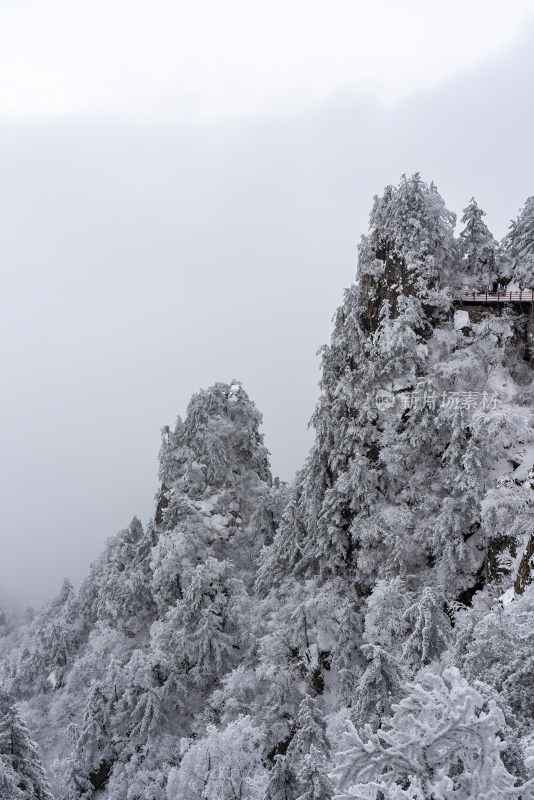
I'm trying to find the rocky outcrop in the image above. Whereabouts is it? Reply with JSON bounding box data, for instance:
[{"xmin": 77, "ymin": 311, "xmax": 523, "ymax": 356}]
[
  {"xmin": 526, "ymin": 304, "xmax": 534, "ymax": 362},
  {"xmin": 514, "ymin": 533, "xmax": 534, "ymax": 595}
]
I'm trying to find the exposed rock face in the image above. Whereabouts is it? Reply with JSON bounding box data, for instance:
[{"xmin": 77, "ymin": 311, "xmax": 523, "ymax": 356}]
[
  {"xmin": 465, "ymin": 305, "xmax": 491, "ymax": 324},
  {"xmin": 487, "ymin": 536, "xmax": 517, "ymax": 585},
  {"xmin": 514, "ymin": 533, "xmax": 534, "ymax": 595},
  {"xmin": 154, "ymin": 482, "xmax": 169, "ymax": 525},
  {"xmin": 363, "ymin": 249, "xmax": 417, "ymax": 332},
  {"xmin": 526, "ymin": 305, "xmax": 534, "ymax": 362}
]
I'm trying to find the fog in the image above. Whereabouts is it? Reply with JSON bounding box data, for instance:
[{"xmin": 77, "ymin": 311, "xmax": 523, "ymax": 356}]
[{"xmin": 1, "ymin": 19, "xmax": 533, "ymax": 607}]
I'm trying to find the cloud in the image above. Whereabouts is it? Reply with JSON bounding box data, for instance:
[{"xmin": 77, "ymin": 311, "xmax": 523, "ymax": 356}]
[
  {"xmin": 0, "ymin": 19, "xmax": 533, "ymax": 606},
  {"xmin": 0, "ymin": 0, "xmax": 533, "ymax": 117}
]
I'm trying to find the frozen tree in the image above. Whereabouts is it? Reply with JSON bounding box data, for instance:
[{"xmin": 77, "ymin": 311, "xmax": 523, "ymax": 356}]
[
  {"xmin": 0, "ymin": 691, "xmax": 53, "ymax": 800},
  {"xmin": 331, "ymin": 668, "xmax": 533, "ymax": 799},
  {"xmin": 460, "ymin": 585, "xmax": 534, "ymax": 727},
  {"xmin": 283, "ymin": 696, "xmax": 333, "ymax": 800},
  {"xmin": 504, "ymin": 196, "xmax": 534, "ymax": 288},
  {"xmin": 12, "ymin": 578, "xmax": 87, "ymax": 696},
  {"xmin": 363, "ymin": 579, "xmax": 412, "ymax": 652},
  {"xmin": 248, "ymin": 478, "xmax": 289, "ymax": 558},
  {"xmin": 288, "ymin": 176, "xmax": 470, "ymax": 592},
  {"xmin": 66, "ymin": 682, "xmax": 117, "ymax": 796},
  {"xmin": 331, "ymin": 601, "xmax": 365, "ymax": 708},
  {"xmin": 402, "ymin": 587, "xmax": 452, "ymax": 672},
  {"xmin": 359, "ymin": 173, "xmax": 458, "ymax": 320},
  {"xmin": 153, "ymin": 557, "xmax": 249, "ymax": 690},
  {"xmin": 255, "ymin": 481, "xmax": 307, "ymax": 596},
  {"xmin": 295, "ymin": 746, "xmax": 334, "ymax": 800},
  {"xmin": 423, "ymin": 408, "xmax": 484, "ymax": 591},
  {"xmin": 157, "ymin": 381, "xmax": 271, "ymax": 511},
  {"xmin": 0, "ymin": 760, "xmax": 26, "ymax": 800},
  {"xmin": 0, "ymin": 601, "xmax": 16, "ymax": 640},
  {"xmin": 352, "ymin": 645, "xmax": 404, "ymax": 732},
  {"xmin": 459, "ymin": 198, "xmax": 499, "ymax": 288},
  {"xmin": 265, "ymin": 754, "xmax": 298, "ymax": 800},
  {"xmin": 262, "ymin": 696, "xmax": 333, "ymax": 800},
  {"xmin": 79, "ymin": 517, "xmax": 157, "ymax": 634},
  {"xmin": 167, "ymin": 716, "xmax": 266, "ymax": 800},
  {"xmin": 152, "ymin": 381, "xmax": 275, "ymax": 609}
]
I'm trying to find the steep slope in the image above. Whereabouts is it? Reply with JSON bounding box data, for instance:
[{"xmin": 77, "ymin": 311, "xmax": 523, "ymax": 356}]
[
  {"xmin": 5, "ymin": 382, "xmax": 280, "ymax": 798},
  {"xmin": 2, "ymin": 175, "xmax": 534, "ymax": 800}
]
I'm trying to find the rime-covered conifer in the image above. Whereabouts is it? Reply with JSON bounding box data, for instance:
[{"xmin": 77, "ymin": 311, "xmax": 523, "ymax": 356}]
[
  {"xmin": 0, "ymin": 692, "xmax": 53, "ymax": 800},
  {"xmin": 504, "ymin": 196, "xmax": 534, "ymax": 287},
  {"xmin": 459, "ymin": 197, "xmax": 499, "ymax": 288},
  {"xmin": 353, "ymin": 645, "xmax": 404, "ymax": 731},
  {"xmin": 331, "ymin": 669, "xmax": 532, "ymax": 799}
]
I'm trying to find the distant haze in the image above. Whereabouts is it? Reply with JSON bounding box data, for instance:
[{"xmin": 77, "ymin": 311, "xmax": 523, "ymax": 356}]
[{"xmin": 1, "ymin": 6, "xmax": 534, "ymax": 607}]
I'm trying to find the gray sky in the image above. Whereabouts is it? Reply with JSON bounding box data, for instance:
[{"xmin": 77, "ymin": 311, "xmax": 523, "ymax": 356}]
[{"xmin": 1, "ymin": 1, "xmax": 534, "ymax": 608}]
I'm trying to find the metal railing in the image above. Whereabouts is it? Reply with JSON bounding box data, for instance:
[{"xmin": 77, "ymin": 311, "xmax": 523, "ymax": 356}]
[{"xmin": 461, "ymin": 290, "xmax": 534, "ymax": 304}]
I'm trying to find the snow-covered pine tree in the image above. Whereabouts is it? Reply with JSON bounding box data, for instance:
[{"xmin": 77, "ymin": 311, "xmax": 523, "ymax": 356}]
[
  {"xmin": 331, "ymin": 668, "xmax": 533, "ymax": 799},
  {"xmin": 66, "ymin": 682, "xmax": 117, "ymax": 797},
  {"xmin": 167, "ymin": 716, "xmax": 266, "ymax": 800},
  {"xmin": 255, "ymin": 480, "xmax": 307, "ymax": 596},
  {"xmin": 330, "ymin": 600, "xmax": 365, "ymax": 708},
  {"xmin": 504, "ymin": 195, "xmax": 534, "ymax": 288},
  {"xmin": 360, "ymin": 173, "xmax": 458, "ymax": 327},
  {"xmin": 11, "ymin": 578, "xmax": 87, "ymax": 696},
  {"xmin": 294, "ymin": 746, "xmax": 334, "ymax": 800},
  {"xmin": 78, "ymin": 516, "xmax": 157, "ymax": 634},
  {"xmin": 152, "ymin": 381, "xmax": 275, "ymax": 607},
  {"xmin": 352, "ymin": 645, "xmax": 404, "ymax": 732},
  {"xmin": 0, "ymin": 691, "xmax": 53, "ymax": 800},
  {"xmin": 283, "ymin": 696, "xmax": 333, "ymax": 800},
  {"xmin": 402, "ymin": 587, "xmax": 452, "ymax": 672},
  {"xmin": 152, "ymin": 556, "xmax": 249, "ymax": 692},
  {"xmin": 459, "ymin": 197, "xmax": 500, "ymax": 289},
  {"xmin": 265, "ymin": 754, "xmax": 298, "ymax": 800}
]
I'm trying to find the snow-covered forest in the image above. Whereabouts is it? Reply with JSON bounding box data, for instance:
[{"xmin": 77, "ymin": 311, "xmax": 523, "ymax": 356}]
[{"xmin": 3, "ymin": 173, "xmax": 534, "ymax": 799}]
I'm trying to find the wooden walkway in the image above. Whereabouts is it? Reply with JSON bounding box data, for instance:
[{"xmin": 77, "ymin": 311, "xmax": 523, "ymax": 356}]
[{"xmin": 461, "ymin": 290, "xmax": 534, "ymax": 304}]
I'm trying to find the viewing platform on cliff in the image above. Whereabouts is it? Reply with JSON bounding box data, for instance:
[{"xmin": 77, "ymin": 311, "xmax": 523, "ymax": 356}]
[{"xmin": 460, "ymin": 290, "xmax": 534, "ymax": 304}]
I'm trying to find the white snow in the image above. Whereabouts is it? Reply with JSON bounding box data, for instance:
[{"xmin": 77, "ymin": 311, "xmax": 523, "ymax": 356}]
[
  {"xmin": 454, "ymin": 310, "xmax": 470, "ymax": 330},
  {"xmin": 513, "ymin": 443, "xmax": 534, "ymax": 481},
  {"xmin": 499, "ymin": 587, "xmax": 515, "ymax": 606}
]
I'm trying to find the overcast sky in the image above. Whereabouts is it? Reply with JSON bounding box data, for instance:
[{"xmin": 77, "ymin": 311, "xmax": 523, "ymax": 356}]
[{"xmin": 1, "ymin": 1, "xmax": 534, "ymax": 608}]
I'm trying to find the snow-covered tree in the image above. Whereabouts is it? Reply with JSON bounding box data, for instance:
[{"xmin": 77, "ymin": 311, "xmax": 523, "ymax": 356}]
[
  {"xmin": 359, "ymin": 173, "xmax": 458, "ymax": 325},
  {"xmin": 66, "ymin": 682, "xmax": 117, "ymax": 796},
  {"xmin": 79, "ymin": 516, "xmax": 156, "ymax": 634},
  {"xmin": 504, "ymin": 196, "xmax": 534, "ymax": 288},
  {"xmin": 295, "ymin": 746, "xmax": 334, "ymax": 800},
  {"xmin": 265, "ymin": 754, "xmax": 298, "ymax": 800},
  {"xmin": 363, "ymin": 579, "xmax": 412, "ymax": 652},
  {"xmin": 0, "ymin": 691, "xmax": 52, "ymax": 800},
  {"xmin": 402, "ymin": 587, "xmax": 452, "ymax": 672},
  {"xmin": 460, "ymin": 585, "xmax": 534, "ymax": 727},
  {"xmin": 255, "ymin": 481, "xmax": 307, "ymax": 596},
  {"xmin": 352, "ymin": 645, "xmax": 404, "ymax": 732},
  {"xmin": 331, "ymin": 600, "xmax": 365, "ymax": 708},
  {"xmin": 331, "ymin": 668, "xmax": 532, "ymax": 799},
  {"xmin": 284, "ymin": 175, "xmax": 479, "ymax": 594},
  {"xmin": 153, "ymin": 557, "xmax": 249, "ymax": 691},
  {"xmin": 11, "ymin": 578, "xmax": 87, "ymax": 696},
  {"xmin": 283, "ymin": 696, "xmax": 333, "ymax": 800},
  {"xmin": 167, "ymin": 716, "xmax": 266, "ymax": 800},
  {"xmin": 459, "ymin": 198, "xmax": 499, "ymax": 288}
]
